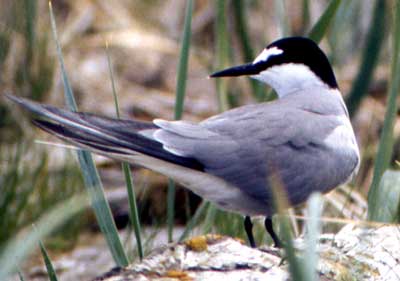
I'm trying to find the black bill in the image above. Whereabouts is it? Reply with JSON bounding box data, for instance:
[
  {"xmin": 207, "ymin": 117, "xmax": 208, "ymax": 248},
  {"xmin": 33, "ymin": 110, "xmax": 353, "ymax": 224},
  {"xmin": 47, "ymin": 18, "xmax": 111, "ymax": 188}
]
[{"xmin": 210, "ymin": 62, "xmax": 262, "ymax": 78}]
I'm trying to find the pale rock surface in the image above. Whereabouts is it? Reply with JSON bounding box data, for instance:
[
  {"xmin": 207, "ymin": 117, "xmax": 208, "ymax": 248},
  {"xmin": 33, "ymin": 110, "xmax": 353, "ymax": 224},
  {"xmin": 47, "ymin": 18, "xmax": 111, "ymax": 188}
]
[{"xmin": 94, "ymin": 224, "xmax": 400, "ymax": 281}]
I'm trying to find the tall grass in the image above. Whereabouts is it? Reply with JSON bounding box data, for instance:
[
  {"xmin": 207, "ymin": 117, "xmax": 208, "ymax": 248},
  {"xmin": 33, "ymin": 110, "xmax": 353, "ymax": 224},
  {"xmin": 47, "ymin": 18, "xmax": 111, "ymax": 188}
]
[
  {"xmin": 182, "ymin": 0, "xmax": 236, "ymax": 241},
  {"xmin": 274, "ymin": 0, "xmax": 291, "ymax": 37},
  {"xmin": 0, "ymin": 1, "xmax": 54, "ymax": 104},
  {"xmin": 368, "ymin": 1, "xmax": 400, "ymax": 221},
  {"xmin": 179, "ymin": 201, "xmax": 210, "ymax": 242},
  {"xmin": 0, "ymin": 195, "xmax": 89, "ymax": 280},
  {"xmin": 308, "ymin": 0, "xmax": 342, "ymax": 42},
  {"xmin": 270, "ymin": 176, "xmax": 304, "ymax": 280},
  {"xmin": 232, "ymin": 0, "xmax": 265, "ymax": 101},
  {"xmin": 167, "ymin": 0, "xmax": 194, "ymax": 243},
  {"xmin": 301, "ymin": 0, "xmax": 311, "ymax": 33},
  {"xmin": 345, "ymin": 0, "xmax": 386, "ymax": 117},
  {"xmin": 173, "ymin": 0, "xmax": 194, "ymax": 121},
  {"xmin": 39, "ymin": 239, "xmax": 59, "ymax": 281},
  {"xmin": 0, "ymin": 143, "xmax": 85, "ymax": 252},
  {"xmin": 368, "ymin": 170, "xmax": 400, "ymax": 222},
  {"xmin": 214, "ymin": 0, "xmax": 231, "ymax": 112},
  {"xmin": 48, "ymin": 2, "xmax": 129, "ymax": 266},
  {"xmin": 303, "ymin": 194, "xmax": 323, "ymax": 281},
  {"xmin": 106, "ymin": 43, "xmax": 143, "ymax": 259}
]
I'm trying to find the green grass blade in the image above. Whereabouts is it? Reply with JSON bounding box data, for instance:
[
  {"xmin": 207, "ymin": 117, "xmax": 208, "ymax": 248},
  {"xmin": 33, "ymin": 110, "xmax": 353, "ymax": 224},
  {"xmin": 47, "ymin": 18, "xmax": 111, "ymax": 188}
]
[
  {"xmin": 270, "ymin": 176, "xmax": 305, "ymax": 280},
  {"xmin": 48, "ymin": 2, "xmax": 129, "ymax": 266},
  {"xmin": 302, "ymin": 0, "xmax": 311, "ymax": 32},
  {"xmin": 167, "ymin": 180, "xmax": 176, "ymax": 243},
  {"xmin": 274, "ymin": 0, "xmax": 291, "ymax": 37},
  {"xmin": 345, "ymin": 0, "xmax": 386, "ymax": 117},
  {"xmin": 167, "ymin": 0, "xmax": 194, "ymax": 243},
  {"xmin": 174, "ymin": 0, "xmax": 193, "ymax": 121},
  {"xmin": 232, "ymin": 0, "xmax": 265, "ymax": 101},
  {"xmin": 122, "ymin": 163, "xmax": 143, "ymax": 259},
  {"xmin": 308, "ymin": 0, "xmax": 342, "ymax": 43},
  {"xmin": 106, "ymin": 42, "xmax": 121, "ymax": 117},
  {"xmin": 23, "ymin": 0, "xmax": 36, "ymax": 65},
  {"xmin": 106, "ymin": 43, "xmax": 143, "ymax": 260},
  {"xmin": 179, "ymin": 201, "xmax": 210, "ymax": 242},
  {"xmin": 276, "ymin": 211, "xmax": 304, "ymax": 280},
  {"xmin": 76, "ymin": 152, "xmax": 129, "ymax": 265},
  {"xmin": 201, "ymin": 204, "xmax": 218, "ymax": 234},
  {"xmin": 48, "ymin": 2, "xmax": 76, "ymax": 111},
  {"xmin": 0, "ymin": 195, "xmax": 88, "ymax": 280},
  {"xmin": 368, "ymin": 3, "xmax": 400, "ymax": 220},
  {"xmin": 215, "ymin": 0, "xmax": 230, "ymax": 112},
  {"xmin": 303, "ymin": 193, "xmax": 323, "ymax": 281},
  {"xmin": 325, "ymin": 0, "xmax": 357, "ymax": 64},
  {"xmin": 368, "ymin": 170, "xmax": 400, "ymax": 222},
  {"xmin": 38, "ymin": 240, "xmax": 59, "ymax": 281},
  {"xmin": 232, "ymin": 0, "xmax": 253, "ymax": 63},
  {"xmin": 17, "ymin": 270, "xmax": 25, "ymax": 281},
  {"xmin": 204, "ymin": 0, "xmax": 232, "ymax": 233},
  {"xmin": 0, "ymin": 29, "xmax": 10, "ymax": 68}
]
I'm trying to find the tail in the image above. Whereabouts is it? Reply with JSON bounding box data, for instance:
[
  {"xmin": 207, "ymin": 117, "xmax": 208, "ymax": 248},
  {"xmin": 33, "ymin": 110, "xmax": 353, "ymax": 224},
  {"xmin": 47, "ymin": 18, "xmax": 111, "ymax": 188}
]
[{"xmin": 6, "ymin": 95, "xmax": 204, "ymax": 171}]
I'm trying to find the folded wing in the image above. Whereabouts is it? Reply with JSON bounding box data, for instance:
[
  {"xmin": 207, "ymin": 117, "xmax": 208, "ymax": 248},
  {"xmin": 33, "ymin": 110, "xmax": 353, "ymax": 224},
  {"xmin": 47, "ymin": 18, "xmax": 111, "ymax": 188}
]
[{"xmin": 7, "ymin": 95, "xmax": 204, "ymax": 171}]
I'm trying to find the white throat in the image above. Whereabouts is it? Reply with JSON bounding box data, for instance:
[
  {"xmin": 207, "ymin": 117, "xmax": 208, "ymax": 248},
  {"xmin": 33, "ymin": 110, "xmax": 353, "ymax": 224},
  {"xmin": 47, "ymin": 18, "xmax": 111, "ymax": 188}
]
[{"xmin": 250, "ymin": 63, "xmax": 328, "ymax": 98}]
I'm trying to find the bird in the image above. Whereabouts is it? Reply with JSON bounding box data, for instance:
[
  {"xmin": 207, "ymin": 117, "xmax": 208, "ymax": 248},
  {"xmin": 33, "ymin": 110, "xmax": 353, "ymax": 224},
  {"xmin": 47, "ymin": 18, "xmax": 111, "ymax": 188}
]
[{"xmin": 7, "ymin": 36, "xmax": 360, "ymax": 248}]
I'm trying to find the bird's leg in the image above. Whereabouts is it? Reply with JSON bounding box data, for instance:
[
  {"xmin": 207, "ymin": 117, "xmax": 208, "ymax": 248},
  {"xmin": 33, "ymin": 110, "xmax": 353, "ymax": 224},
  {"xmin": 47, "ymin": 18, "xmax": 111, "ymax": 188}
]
[
  {"xmin": 244, "ymin": 216, "xmax": 256, "ymax": 248},
  {"xmin": 264, "ymin": 216, "xmax": 282, "ymax": 248}
]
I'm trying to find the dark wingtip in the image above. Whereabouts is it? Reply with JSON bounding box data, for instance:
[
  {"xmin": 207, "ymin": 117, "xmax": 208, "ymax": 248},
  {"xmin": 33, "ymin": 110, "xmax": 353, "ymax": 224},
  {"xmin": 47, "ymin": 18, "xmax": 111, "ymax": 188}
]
[
  {"xmin": 3, "ymin": 94, "xmax": 48, "ymax": 117},
  {"xmin": 5, "ymin": 93, "xmax": 21, "ymax": 104},
  {"xmin": 5, "ymin": 94, "xmax": 36, "ymax": 108},
  {"xmin": 31, "ymin": 118, "xmax": 56, "ymax": 132}
]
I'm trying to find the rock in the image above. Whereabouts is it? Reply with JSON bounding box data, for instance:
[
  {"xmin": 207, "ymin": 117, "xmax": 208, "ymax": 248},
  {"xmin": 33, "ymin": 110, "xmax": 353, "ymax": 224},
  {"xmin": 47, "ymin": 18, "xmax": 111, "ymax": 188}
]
[{"xmin": 94, "ymin": 224, "xmax": 400, "ymax": 281}]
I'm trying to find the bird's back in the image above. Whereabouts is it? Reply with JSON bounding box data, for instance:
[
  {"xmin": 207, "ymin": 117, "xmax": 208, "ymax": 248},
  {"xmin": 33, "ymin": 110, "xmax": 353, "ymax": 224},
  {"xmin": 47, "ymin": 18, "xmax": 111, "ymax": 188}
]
[{"xmin": 159, "ymin": 86, "xmax": 360, "ymax": 214}]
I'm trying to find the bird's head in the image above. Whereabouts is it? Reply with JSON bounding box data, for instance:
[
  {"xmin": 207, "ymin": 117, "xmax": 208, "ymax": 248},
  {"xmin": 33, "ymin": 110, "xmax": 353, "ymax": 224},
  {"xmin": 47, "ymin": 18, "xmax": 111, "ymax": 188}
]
[{"xmin": 210, "ymin": 37, "xmax": 338, "ymax": 98}]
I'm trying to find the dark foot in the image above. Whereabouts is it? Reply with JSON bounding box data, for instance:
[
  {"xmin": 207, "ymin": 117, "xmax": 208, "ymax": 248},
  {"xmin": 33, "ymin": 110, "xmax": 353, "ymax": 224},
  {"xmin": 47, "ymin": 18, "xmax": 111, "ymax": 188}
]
[
  {"xmin": 264, "ymin": 217, "xmax": 282, "ymax": 248},
  {"xmin": 244, "ymin": 216, "xmax": 256, "ymax": 248}
]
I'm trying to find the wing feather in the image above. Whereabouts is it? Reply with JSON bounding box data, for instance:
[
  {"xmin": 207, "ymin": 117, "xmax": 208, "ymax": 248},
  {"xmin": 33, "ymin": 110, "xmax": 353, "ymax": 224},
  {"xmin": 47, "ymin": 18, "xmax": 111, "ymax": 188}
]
[
  {"xmin": 9, "ymin": 93, "xmax": 357, "ymax": 209},
  {"xmin": 8, "ymin": 95, "xmax": 203, "ymax": 171}
]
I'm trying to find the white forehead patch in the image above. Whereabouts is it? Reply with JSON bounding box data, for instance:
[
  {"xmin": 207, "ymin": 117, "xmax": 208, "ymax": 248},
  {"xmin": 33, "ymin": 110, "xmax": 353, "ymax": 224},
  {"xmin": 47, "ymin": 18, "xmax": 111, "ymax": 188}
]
[{"xmin": 252, "ymin": 46, "xmax": 283, "ymax": 64}]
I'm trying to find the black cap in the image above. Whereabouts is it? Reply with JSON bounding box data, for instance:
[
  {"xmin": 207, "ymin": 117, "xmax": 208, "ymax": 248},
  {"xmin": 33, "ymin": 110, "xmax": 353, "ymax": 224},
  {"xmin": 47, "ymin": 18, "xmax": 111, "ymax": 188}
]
[{"xmin": 210, "ymin": 37, "xmax": 338, "ymax": 89}]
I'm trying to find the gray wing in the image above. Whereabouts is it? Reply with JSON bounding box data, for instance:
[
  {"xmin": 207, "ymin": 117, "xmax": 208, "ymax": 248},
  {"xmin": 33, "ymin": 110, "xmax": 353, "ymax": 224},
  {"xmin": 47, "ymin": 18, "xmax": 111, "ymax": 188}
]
[
  {"xmin": 154, "ymin": 102, "xmax": 349, "ymax": 205},
  {"xmin": 9, "ymin": 94, "xmax": 356, "ymax": 207},
  {"xmin": 7, "ymin": 95, "xmax": 204, "ymax": 171}
]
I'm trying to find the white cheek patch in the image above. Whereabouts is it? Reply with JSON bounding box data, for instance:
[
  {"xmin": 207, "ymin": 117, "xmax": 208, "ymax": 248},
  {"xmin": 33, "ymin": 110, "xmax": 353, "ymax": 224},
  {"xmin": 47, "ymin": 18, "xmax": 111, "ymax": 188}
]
[
  {"xmin": 252, "ymin": 46, "xmax": 283, "ymax": 64},
  {"xmin": 250, "ymin": 64, "xmax": 326, "ymax": 98}
]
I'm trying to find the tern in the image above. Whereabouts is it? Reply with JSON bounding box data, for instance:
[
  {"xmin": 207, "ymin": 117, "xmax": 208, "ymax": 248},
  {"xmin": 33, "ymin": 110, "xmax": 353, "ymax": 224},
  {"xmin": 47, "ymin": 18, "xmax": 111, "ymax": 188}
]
[{"xmin": 7, "ymin": 37, "xmax": 360, "ymax": 248}]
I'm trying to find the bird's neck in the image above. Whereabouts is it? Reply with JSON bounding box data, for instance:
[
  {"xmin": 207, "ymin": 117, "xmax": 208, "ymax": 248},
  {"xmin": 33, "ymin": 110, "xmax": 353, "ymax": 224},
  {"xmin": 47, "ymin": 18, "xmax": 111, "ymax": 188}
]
[{"xmin": 251, "ymin": 63, "xmax": 330, "ymax": 98}]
